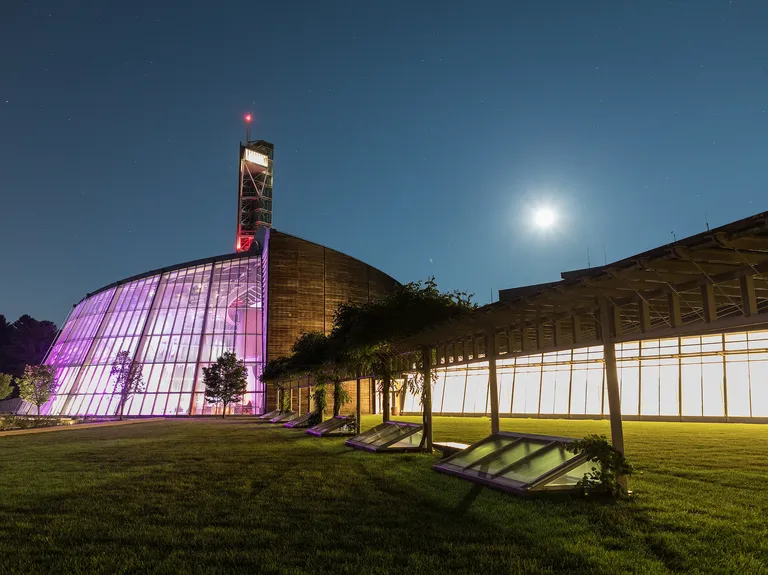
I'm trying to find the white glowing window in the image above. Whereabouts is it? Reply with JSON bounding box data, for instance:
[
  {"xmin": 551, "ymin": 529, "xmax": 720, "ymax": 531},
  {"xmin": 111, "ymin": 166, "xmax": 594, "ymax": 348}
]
[
  {"xmin": 749, "ymin": 354, "xmax": 768, "ymax": 417},
  {"xmin": 442, "ymin": 369, "xmax": 467, "ymax": 412},
  {"xmin": 497, "ymin": 370, "xmax": 514, "ymax": 414},
  {"xmin": 431, "ymin": 370, "xmax": 446, "ymax": 412},
  {"xmin": 640, "ymin": 359, "xmax": 660, "ymax": 416},
  {"xmin": 512, "ymin": 367, "xmax": 541, "ymax": 414},
  {"xmin": 725, "ymin": 356, "xmax": 750, "ymax": 416},
  {"xmin": 464, "ymin": 369, "xmax": 489, "ymax": 413},
  {"xmin": 569, "ymin": 368, "xmax": 588, "ymax": 415},
  {"xmin": 659, "ymin": 358, "xmax": 679, "ymax": 416},
  {"xmin": 618, "ymin": 360, "xmax": 640, "ymax": 416}
]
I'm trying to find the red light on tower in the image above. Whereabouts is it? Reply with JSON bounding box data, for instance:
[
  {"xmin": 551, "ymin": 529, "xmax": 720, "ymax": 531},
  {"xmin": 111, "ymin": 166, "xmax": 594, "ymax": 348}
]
[{"xmin": 244, "ymin": 114, "xmax": 252, "ymax": 142}]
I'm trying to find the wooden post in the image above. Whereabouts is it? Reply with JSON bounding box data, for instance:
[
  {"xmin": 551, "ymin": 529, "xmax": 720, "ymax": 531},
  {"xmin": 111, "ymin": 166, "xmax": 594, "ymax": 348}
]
[
  {"xmin": 740, "ymin": 275, "xmax": 757, "ymax": 316},
  {"xmin": 382, "ymin": 371, "xmax": 391, "ymax": 423},
  {"xmin": 599, "ymin": 297, "xmax": 627, "ymax": 491},
  {"xmin": 355, "ymin": 366, "xmax": 362, "ymax": 434},
  {"xmin": 637, "ymin": 298, "xmax": 651, "ymax": 333},
  {"xmin": 668, "ymin": 292, "xmax": 682, "ymax": 328},
  {"xmin": 421, "ymin": 346, "xmax": 433, "ymax": 453},
  {"xmin": 486, "ymin": 332, "xmax": 500, "ymax": 435},
  {"xmin": 701, "ymin": 283, "xmax": 717, "ymax": 323}
]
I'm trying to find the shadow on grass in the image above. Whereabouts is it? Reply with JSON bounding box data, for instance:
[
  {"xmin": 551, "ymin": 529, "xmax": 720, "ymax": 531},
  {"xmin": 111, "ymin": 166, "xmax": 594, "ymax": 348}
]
[{"xmin": 0, "ymin": 420, "xmax": 739, "ymax": 574}]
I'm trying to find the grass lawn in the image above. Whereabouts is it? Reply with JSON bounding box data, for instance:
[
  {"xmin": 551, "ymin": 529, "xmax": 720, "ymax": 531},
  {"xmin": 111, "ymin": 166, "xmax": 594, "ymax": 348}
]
[{"xmin": 0, "ymin": 416, "xmax": 766, "ymax": 574}]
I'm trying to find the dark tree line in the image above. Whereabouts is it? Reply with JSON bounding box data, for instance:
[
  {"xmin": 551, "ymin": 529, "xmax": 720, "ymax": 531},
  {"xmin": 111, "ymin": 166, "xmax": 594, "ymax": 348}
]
[{"xmin": 0, "ymin": 315, "xmax": 58, "ymax": 397}]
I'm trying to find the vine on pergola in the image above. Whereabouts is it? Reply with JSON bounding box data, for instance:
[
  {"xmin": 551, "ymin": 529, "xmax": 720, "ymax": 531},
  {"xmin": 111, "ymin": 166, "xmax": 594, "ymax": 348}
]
[{"xmin": 261, "ymin": 278, "xmax": 475, "ymax": 449}]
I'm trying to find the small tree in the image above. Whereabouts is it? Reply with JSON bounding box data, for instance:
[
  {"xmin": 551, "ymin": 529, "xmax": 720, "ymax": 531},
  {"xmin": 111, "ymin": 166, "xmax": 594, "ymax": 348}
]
[
  {"xmin": 17, "ymin": 364, "xmax": 56, "ymax": 416},
  {"xmin": 0, "ymin": 373, "xmax": 14, "ymax": 401},
  {"xmin": 110, "ymin": 351, "xmax": 145, "ymax": 420},
  {"xmin": 309, "ymin": 381, "xmax": 327, "ymax": 427},
  {"xmin": 203, "ymin": 352, "xmax": 248, "ymax": 418},
  {"xmin": 332, "ymin": 377, "xmax": 350, "ymax": 417}
]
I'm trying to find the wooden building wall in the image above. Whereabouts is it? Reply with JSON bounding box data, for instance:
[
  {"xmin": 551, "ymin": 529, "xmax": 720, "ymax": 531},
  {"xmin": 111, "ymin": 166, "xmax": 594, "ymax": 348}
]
[
  {"xmin": 264, "ymin": 230, "xmax": 398, "ymax": 412},
  {"xmin": 282, "ymin": 378, "xmax": 375, "ymax": 417}
]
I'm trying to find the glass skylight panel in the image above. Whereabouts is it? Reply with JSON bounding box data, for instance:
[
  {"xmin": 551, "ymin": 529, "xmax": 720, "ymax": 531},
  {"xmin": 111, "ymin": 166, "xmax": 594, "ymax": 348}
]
[
  {"xmin": 283, "ymin": 412, "xmax": 312, "ymax": 428},
  {"xmin": 539, "ymin": 460, "xmax": 596, "ymax": 489},
  {"xmin": 434, "ymin": 432, "xmax": 592, "ymax": 495},
  {"xmin": 498, "ymin": 444, "xmax": 578, "ymax": 484},
  {"xmin": 306, "ymin": 416, "xmax": 355, "ymax": 437},
  {"xmin": 346, "ymin": 422, "xmax": 424, "ymax": 452},
  {"xmin": 387, "ymin": 430, "xmax": 423, "ymax": 449},
  {"xmin": 448, "ymin": 437, "xmax": 515, "ymax": 469},
  {"xmin": 469, "ymin": 439, "xmax": 549, "ymax": 476}
]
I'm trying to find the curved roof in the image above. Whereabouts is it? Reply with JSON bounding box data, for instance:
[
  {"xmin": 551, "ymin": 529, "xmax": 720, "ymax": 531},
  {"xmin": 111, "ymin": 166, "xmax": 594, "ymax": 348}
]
[
  {"xmin": 77, "ymin": 228, "xmax": 398, "ymax": 306},
  {"xmin": 397, "ymin": 210, "xmax": 768, "ymax": 354}
]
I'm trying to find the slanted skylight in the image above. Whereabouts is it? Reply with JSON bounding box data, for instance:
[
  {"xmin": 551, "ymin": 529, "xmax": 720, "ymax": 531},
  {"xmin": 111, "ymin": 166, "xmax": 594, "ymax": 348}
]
[
  {"xmin": 434, "ymin": 432, "xmax": 593, "ymax": 495},
  {"xmin": 306, "ymin": 416, "xmax": 355, "ymax": 437},
  {"xmin": 345, "ymin": 421, "xmax": 423, "ymax": 453},
  {"xmin": 269, "ymin": 411, "xmax": 296, "ymax": 423},
  {"xmin": 283, "ymin": 412, "xmax": 313, "ymax": 428}
]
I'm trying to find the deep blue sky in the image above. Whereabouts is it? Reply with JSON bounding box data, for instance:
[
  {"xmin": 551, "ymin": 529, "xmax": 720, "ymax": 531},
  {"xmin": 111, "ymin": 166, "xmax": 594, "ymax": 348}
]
[{"xmin": 2, "ymin": 1, "xmax": 767, "ymax": 326}]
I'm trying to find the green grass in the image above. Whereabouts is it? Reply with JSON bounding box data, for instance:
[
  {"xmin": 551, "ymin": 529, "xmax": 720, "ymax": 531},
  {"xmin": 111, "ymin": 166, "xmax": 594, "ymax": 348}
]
[{"xmin": 0, "ymin": 416, "xmax": 767, "ymax": 574}]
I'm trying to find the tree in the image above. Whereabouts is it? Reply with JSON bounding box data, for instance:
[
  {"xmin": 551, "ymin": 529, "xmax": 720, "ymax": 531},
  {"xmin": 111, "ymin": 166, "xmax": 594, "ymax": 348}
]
[
  {"xmin": 330, "ymin": 278, "xmax": 475, "ymax": 447},
  {"xmin": 4, "ymin": 315, "xmax": 58, "ymax": 376},
  {"xmin": 262, "ymin": 332, "xmax": 346, "ymax": 416},
  {"xmin": 261, "ymin": 277, "xmax": 475, "ymax": 449},
  {"xmin": 203, "ymin": 352, "xmax": 248, "ymax": 418},
  {"xmin": 0, "ymin": 373, "xmax": 14, "ymax": 402},
  {"xmin": 0, "ymin": 316, "xmax": 11, "ymax": 374},
  {"xmin": 17, "ymin": 364, "xmax": 56, "ymax": 416},
  {"xmin": 332, "ymin": 378, "xmax": 350, "ymax": 417},
  {"xmin": 110, "ymin": 351, "xmax": 144, "ymax": 420},
  {"xmin": 309, "ymin": 379, "xmax": 327, "ymax": 427}
]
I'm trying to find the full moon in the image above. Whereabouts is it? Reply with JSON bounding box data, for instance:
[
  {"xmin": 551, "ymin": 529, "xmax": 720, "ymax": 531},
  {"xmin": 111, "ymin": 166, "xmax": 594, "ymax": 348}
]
[{"xmin": 533, "ymin": 206, "xmax": 556, "ymax": 229}]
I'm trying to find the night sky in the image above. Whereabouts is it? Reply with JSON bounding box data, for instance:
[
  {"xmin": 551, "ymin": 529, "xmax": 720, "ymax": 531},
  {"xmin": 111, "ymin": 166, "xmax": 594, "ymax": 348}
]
[{"xmin": 2, "ymin": 1, "xmax": 767, "ymax": 326}]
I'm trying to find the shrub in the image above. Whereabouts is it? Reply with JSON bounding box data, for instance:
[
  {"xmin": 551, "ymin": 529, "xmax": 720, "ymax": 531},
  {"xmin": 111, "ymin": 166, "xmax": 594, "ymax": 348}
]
[{"xmin": 565, "ymin": 434, "xmax": 634, "ymax": 498}]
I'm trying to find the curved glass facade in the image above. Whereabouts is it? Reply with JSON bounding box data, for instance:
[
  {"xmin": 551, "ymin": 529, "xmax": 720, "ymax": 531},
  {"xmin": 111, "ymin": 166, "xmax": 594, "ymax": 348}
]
[{"xmin": 27, "ymin": 253, "xmax": 266, "ymax": 417}]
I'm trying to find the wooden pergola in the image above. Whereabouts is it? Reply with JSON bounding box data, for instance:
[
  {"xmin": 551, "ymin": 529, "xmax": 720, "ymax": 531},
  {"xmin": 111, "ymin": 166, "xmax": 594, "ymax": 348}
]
[{"xmin": 390, "ymin": 211, "xmax": 768, "ymax": 468}]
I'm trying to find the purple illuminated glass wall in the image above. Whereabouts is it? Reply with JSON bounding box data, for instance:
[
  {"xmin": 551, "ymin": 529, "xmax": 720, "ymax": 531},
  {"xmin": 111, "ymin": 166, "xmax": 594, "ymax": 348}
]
[{"xmin": 26, "ymin": 254, "xmax": 266, "ymax": 417}]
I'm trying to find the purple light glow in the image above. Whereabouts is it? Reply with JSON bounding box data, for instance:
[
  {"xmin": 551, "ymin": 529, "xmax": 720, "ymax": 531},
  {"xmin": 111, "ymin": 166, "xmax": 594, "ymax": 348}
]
[{"xmin": 25, "ymin": 255, "xmax": 266, "ymax": 417}]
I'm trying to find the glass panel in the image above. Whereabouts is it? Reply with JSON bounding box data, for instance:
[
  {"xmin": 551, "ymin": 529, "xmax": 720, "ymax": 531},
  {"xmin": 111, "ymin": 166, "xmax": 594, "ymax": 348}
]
[
  {"xmin": 511, "ymin": 364, "xmax": 541, "ymax": 414},
  {"xmin": 442, "ymin": 369, "xmax": 467, "ymax": 412},
  {"xmin": 463, "ymin": 369, "xmax": 488, "ymax": 413},
  {"xmin": 448, "ymin": 437, "xmax": 516, "ymax": 469},
  {"xmin": 356, "ymin": 423, "xmax": 410, "ymax": 446},
  {"xmin": 541, "ymin": 459, "xmax": 598, "ymax": 488},
  {"xmin": 388, "ymin": 430, "xmax": 423, "ymax": 449},
  {"xmin": 471, "ymin": 439, "xmax": 549, "ymax": 476},
  {"xmin": 681, "ymin": 359, "xmax": 703, "ymax": 416},
  {"xmin": 702, "ymin": 357, "xmax": 725, "ymax": 416},
  {"xmin": 585, "ymin": 367, "xmax": 604, "ymax": 415},
  {"xmin": 726, "ymin": 356, "xmax": 750, "ymax": 416},
  {"xmin": 432, "ymin": 370, "xmax": 446, "ymax": 413},
  {"xmin": 750, "ymin": 354, "xmax": 768, "ymax": 417},
  {"xmin": 640, "ymin": 360, "xmax": 660, "ymax": 416},
  {"xmin": 497, "ymin": 369, "xmax": 514, "ymax": 415},
  {"xmin": 618, "ymin": 360, "xmax": 639, "ymax": 416},
  {"xmin": 539, "ymin": 368, "xmax": 557, "ymax": 414},
  {"xmin": 500, "ymin": 445, "xmax": 578, "ymax": 484}
]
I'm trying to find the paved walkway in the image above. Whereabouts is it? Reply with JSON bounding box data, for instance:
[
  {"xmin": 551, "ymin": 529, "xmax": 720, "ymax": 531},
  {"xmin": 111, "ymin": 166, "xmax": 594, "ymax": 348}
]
[{"xmin": 0, "ymin": 418, "xmax": 166, "ymax": 437}]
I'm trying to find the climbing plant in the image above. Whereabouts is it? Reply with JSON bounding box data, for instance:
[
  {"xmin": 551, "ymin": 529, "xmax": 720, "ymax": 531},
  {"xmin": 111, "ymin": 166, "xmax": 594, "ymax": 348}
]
[{"xmin": 565, "ymin": 434, "xmax": 634, "ymax": 498}]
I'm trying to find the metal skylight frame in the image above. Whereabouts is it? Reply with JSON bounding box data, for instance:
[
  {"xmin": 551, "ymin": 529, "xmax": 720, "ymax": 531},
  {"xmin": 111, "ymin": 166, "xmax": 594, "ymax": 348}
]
[
  {"xmin": 345, "ymin": 421, "xmax": 424, "ymax": 453},
  {"xmin": 306, "ymin": 415, "xmax": 356, "ymax": 437},
  {"xmin": 434, "ymin": 431, "xmax": 593, "ymax": 495},
  {"xmin": 269, "ymin": 411, "xmax": 296, "ymax": 423},
  {"xmin": 283, "ymin": 412, "xmax": 313, "ymax": 428}
]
